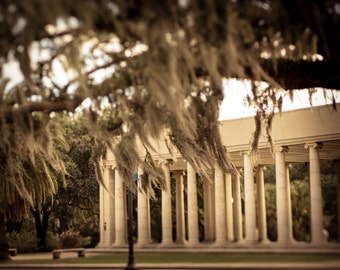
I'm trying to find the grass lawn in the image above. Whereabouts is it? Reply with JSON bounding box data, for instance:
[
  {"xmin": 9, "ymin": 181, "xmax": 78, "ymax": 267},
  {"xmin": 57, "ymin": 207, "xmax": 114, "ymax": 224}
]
[{"xmin": 6, "ymin": 252, "xmax": 340, "ymax": 264}]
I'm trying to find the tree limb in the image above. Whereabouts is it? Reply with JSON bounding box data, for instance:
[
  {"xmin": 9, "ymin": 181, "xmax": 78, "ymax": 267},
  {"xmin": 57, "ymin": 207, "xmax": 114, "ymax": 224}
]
[
  {"xmin": 3, "ymin": 97, "xmax": 84, "ymax": 121},
  {"xmin": 258, "ymin": 59, "xmax": 340, "ymax": 90}
]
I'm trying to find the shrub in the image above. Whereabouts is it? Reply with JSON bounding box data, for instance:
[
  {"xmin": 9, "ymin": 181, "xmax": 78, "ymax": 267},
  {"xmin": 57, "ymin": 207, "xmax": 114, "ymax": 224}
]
[
  {"xmin": 79, "ymin": 236, "xmax": 92, "ymax": 248},
  {"xmin": 6, "ymin": 230, "xmax": 38, "ymax": 253},
  {"xmin": 59, "ymin": 230, "xmax": 80, "ymax": 248},
  {"xmin": 45, "ymin": 231, "xmax": 59, "ymax": 251}
]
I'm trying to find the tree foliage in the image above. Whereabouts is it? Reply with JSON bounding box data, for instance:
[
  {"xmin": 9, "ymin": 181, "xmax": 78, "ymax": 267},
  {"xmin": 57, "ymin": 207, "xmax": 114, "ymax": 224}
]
[
  {"xmin": 4, "ymin": 115, "xmax": 99, "ymax": 254},
  {"xmin": 264, "ymin": 161, "xmax": 338, "ymax": 241},
  {"xmin": 52, "ymin": 115, "xmax": 99, "ymax": 243},
  {"xmin": 0, "ymin": 0, "xmax": 339, "ymax": 224},
  {"xmin": 35, "ymin": 115, "xmax": 99, "ymax": 249}
]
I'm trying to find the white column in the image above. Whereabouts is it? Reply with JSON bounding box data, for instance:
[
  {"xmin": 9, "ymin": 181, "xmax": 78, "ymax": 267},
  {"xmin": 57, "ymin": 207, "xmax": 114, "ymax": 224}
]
[
  {"xmin": 108, "ymin": 168, "xmax": 115, "ymax": 245},
  {"xmin": 286, "ymin": 164, "xmax": 293, "ymax": 238},
  {"xmin": 187, "ymin": 163, "xmax": 199, "ymax": 245},
  {"xmin": 225, "ymin": 173, "xmax": 234, "ymax": 241},
  {"xmin": 244, "ymin": 153, "xmax": 257, "ymax": 242},
  {"xmin": 98, "ymin": 167, "xmax": 110, "ymax": 247},
  {"xmin": 137, "ymin": 167, "xmax": 150, "ymax": 246},
  {"xmin": 98, "ymin": 167, "xmax": 106, "ymax": 247},
  {"xmin": 203, "ymin": 176, "xmax": 214, "ymax": 242},
  {"xmin": 161, "ymin": 160, "xmax": 173, "ymax": 245},
  {"xmin": 99, "ymin": 166, "xmax": 115, "ymax": 247},
  {"xmin": 232, "ymin": 169, "xmax": 243, "ymax": 242},
  {"xmin": 114, "ymin": 168, "xmax": 127, "ymax": 246},
  {"xmin": 174, "ymin": 171, "xmax": 186, "ymax": 244},
  {"xmin": 214, "ymin": 165, "xmax": 227, "ymax": 245},
  {"xmin": 336, "ymin": 160, "xmax": 340, "ymax": 242},
  {"xmin": 305, "ymin": 142, "xmax": 325, "ymax": 244},
  {"xmin": 275, "ymin": 146, "xmax": 293, "ymax": 244},
  {"xmin": 256, "ymin": 166, "xmax": 268, "ymax": 242}
]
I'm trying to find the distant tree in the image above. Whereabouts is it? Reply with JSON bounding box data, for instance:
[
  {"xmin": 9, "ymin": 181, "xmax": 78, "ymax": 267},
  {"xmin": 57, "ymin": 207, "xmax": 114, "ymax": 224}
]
[
  {"xmin": 264, "ymin": 161, "xmax": 337, "ymax": 241},
  {"xmin": 197, "ymin": 175, "xmax": 206, "ymax": 241},
  {"xmin": 52, "ymin": 116, "xmax": 99, "ymax": 233},
  {"xmin": 149, "ymin": 188, "xmax": 162, "ymax": 243},
  {"xmin": 0, "ymin": 113, "xmax": 66, "ymax": 258},
  {"xmin": 264, "ymin": 163, "xmax": 309, "ymax": 184},
  {"xmin": 6, "ymin": 120, "xmax": 67, "ymax": 253},
  {"xmin": 264, "ymin": 165, "xmax": 276, "ymax": 184},
  {"xmin": 264, "ymin": 183, "xmax": 277, "ymax": 241},
  {"xmin": 15, "ymin": 115, "xmax": 99, "ymax": 251},
  {"xmin": 320, "ymin": 161, "xmax": 338, "ymax": 240},
  {"xmin": 51, "ymin": 116, "xmax": 99, "ymax": 246},
  {"xmin": 290, "ymin": 180, "xmax": 311, "ymax": 241},
  {"xmin": 289, "ymin": 163, "xmax": 309, "ymax": 182},
  {"xmin": 30, "ymin": 200, "xmax": 53, "ymax": 251}
]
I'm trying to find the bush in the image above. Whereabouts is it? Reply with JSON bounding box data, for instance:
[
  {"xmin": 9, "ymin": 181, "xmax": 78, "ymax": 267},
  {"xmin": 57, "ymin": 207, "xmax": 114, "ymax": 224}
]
[
  {"xmin": 79, "ymin": 236, "xmax": 92, "ymax": 248},
  {"xmin": 6, "ymin": 219, "xmax": 38, "ymax": 253},
  {"xmin": 59, "ymin": 230, "xmax": 81, "ymax": 248},
  {"xmin": 6, "ymin": 230, "xmax": 38, "ymax": 253},
  {"xmin": 45, "ymin": 231, "xmax": 58, "ymax": 251}
]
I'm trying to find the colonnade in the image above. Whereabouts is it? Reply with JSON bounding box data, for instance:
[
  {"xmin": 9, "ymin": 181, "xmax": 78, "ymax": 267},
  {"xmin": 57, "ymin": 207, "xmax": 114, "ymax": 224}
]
[{"xmin": 98, "ymin": 142, "xmax": 340, "ymax": 248}]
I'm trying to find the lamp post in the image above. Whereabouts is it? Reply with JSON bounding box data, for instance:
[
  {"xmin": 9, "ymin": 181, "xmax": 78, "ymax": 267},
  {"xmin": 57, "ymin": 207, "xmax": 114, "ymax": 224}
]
[{"xmin": 125, "ymin": 172, "xmax": 138, "ymax": 270}]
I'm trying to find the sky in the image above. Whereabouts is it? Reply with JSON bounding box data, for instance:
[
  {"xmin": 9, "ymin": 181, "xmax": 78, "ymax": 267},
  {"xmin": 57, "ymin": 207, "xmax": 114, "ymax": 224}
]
[{"xmin": 219, "ymin": 79, "xmax": 340, "ymax": 120}]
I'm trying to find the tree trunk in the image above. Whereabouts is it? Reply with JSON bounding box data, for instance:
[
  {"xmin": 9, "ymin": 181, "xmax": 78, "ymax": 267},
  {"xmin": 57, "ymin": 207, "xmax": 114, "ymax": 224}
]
[
  {"xmin": 0, "ymin": 212, "xmax": 9, "ymax": 261},
  {"xmin": 31, "ymin": 207, "xmax": 51, "ymax": 251}
]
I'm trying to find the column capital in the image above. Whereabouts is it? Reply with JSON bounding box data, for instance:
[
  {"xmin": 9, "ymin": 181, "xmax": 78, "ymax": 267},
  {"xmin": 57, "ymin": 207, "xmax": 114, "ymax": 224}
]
[
  {"xmin": 101, "ymin": 162, "xmax": 116, "ymax": 170},
  {"xmin": 241, "ymin": 150, "xmax": 251, "ymax": 156},
  {"xmin": 285, "ymin": 163, "xmax": 292, "ymax": 169},
  {"xmin": 276, "ymin": 146, "xmax": 289, "ymax": 153},
  {"xmin": 304, "ymin": 142, "xmax": 323, "ymax": 150},
  {"xmin": 172, "ymin": 170, "xmax": 185, "ymax": 177},
  {"xmin": 159, "ymin": 159, "xmax": 174, "ymax": 167},
  {"xmin": 255, "ymin": 165, "xmax": 267, "ymax": 171},
  {"xmin": 236, "ymin": 167, "xmax": 243, "ymax": 173}
]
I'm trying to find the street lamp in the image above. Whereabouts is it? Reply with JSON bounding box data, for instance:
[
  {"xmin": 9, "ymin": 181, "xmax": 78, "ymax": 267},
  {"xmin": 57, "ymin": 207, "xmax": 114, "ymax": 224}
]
[{"xmin": 125, "ymin": 172, "xmax": 139, "ymax": 270}]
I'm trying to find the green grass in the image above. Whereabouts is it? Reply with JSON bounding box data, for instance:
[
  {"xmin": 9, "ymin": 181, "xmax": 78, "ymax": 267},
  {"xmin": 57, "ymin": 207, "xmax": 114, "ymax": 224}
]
[{"xmin": 5, "ymin": 252, "xmax": 340, "ymax": 264}]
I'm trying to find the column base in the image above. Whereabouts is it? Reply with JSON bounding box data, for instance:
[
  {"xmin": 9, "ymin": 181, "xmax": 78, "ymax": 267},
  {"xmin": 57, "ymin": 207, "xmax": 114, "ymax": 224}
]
[
  {"xmin": 112, "ymin": 240, "xmax": 128, "ymax": 248},
  {"xmin": 276, "ymin": 238, "xmax": 298, "ymax": 247},
  {"xmin": 175, "ymin": 239, "xmax": 187, "ymax": 245},
  {"xmin": 96, "ymin": 242, "xmax": 112, "ymax": 248},
  {"xmin": 258, "ymin": 238, "xmax": 271, "ymax": 244},
  {"xmin": 311, "ymin": 229, "xmax": 329, "ymax": 245},
  {"xmin": 212, "ymin": 240, "xmax": 228, "ymax": 247},
  {"xmin": 245, "ymin": 239, "xmax": 260, "ymax": 245},
  {"xmin": 232, "ymin": 239, "xmax": 246, "ymax": 245},
  {"xmin": 158, "ymin": 241, "xmax": 174, "ymax": 248},
  {"xmin": 244, "ymin": 233, "xmax": 259, "ymax": 243},
  {"xmin": 135, "ymin": 241, "xmax": 151, "ymax": 248},
  {"xmin": 187, "ymin": 240, "xmax": 200, "ymax": 247},
  {"xmin": 311, "ymin": 239, "xmax": 328, "ymax": 246}
]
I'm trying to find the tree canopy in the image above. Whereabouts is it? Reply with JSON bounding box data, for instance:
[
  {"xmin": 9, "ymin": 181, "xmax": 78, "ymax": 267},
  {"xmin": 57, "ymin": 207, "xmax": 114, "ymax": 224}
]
[{"xmin": 0, "ymin": 0, "xmax": 339, "ymax": 221}]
